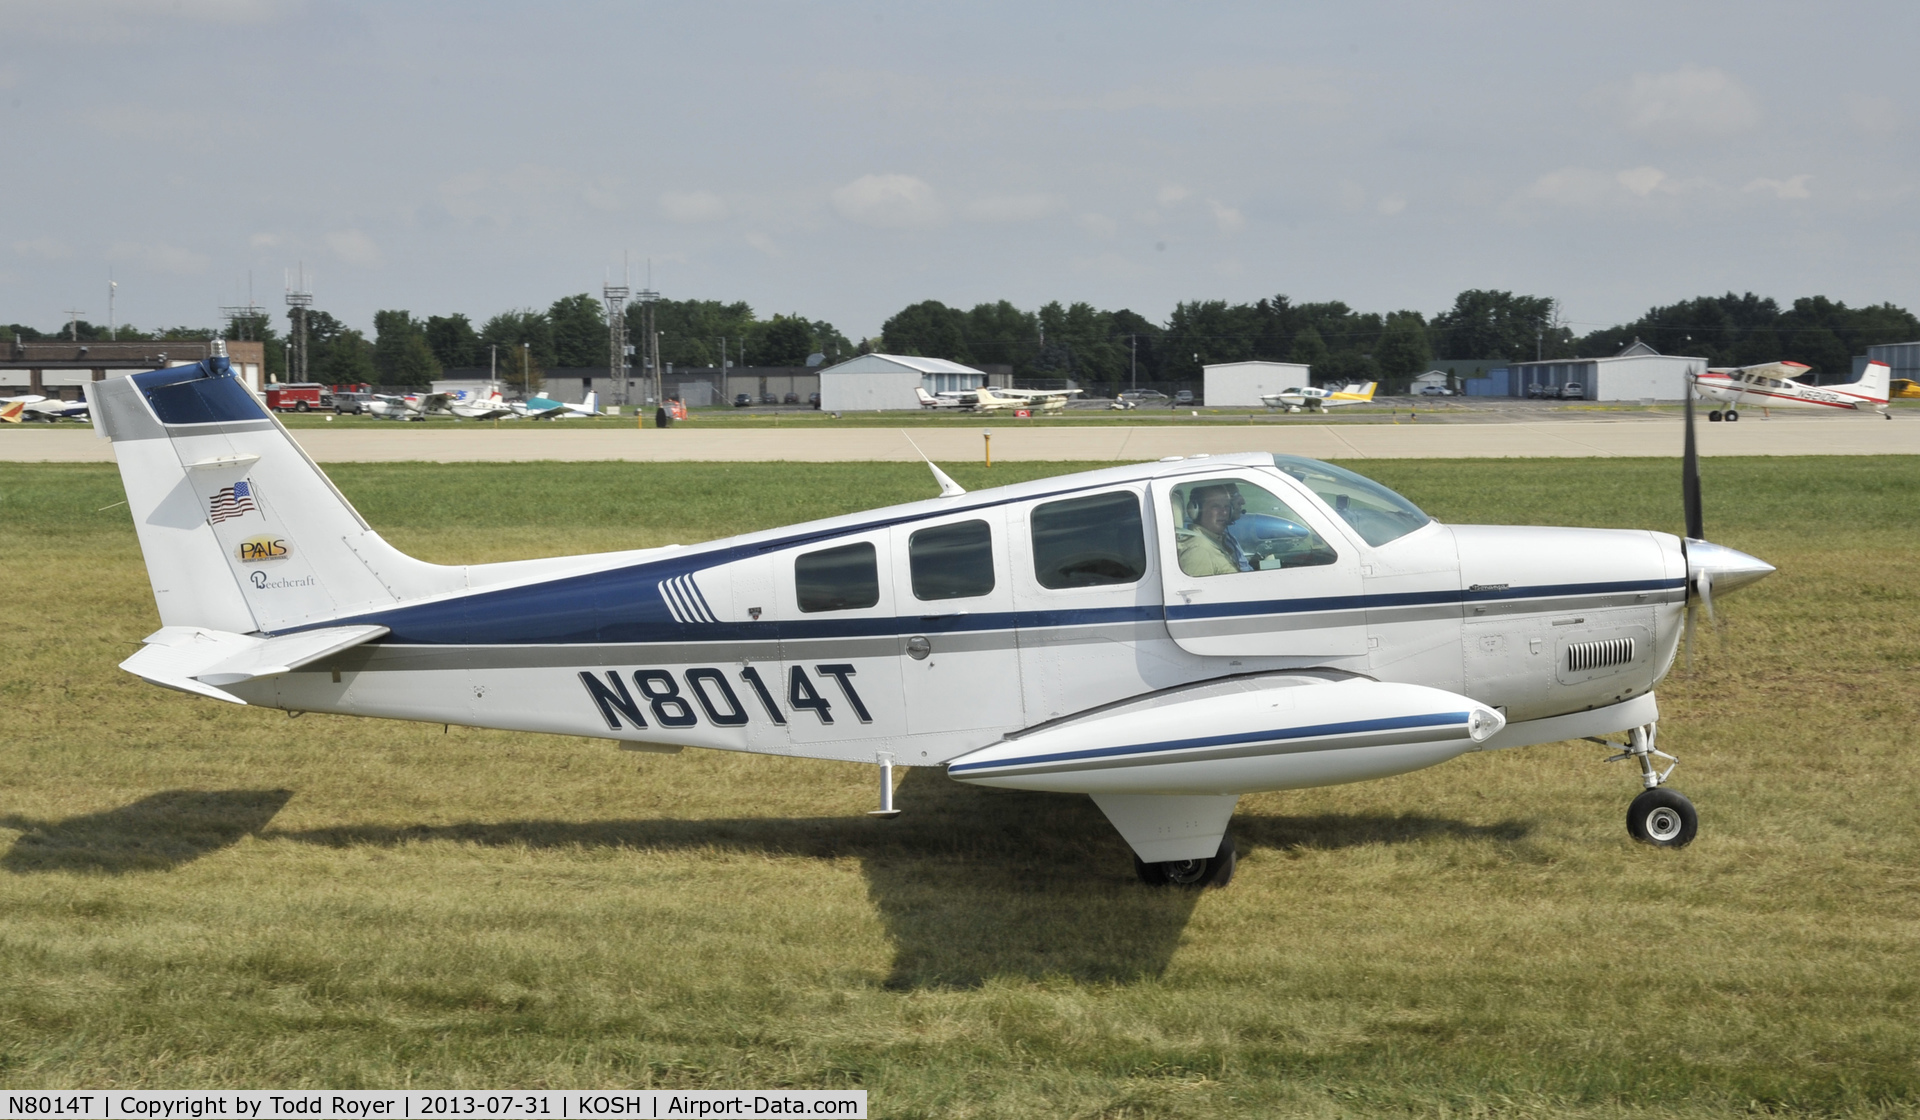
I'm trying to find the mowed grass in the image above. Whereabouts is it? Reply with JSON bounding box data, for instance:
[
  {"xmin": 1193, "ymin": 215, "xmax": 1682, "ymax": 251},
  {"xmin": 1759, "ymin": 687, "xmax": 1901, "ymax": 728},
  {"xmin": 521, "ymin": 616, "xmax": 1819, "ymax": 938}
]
[{"xmin": 1, "ymin": 457, "xmax": 1917, "ymax": 1115}]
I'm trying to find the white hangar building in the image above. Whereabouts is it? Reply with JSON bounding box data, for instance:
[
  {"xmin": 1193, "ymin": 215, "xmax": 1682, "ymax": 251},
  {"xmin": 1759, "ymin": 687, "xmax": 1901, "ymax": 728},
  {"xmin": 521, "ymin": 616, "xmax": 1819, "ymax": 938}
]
[
  {"xmin": 1201, "ymin": 360, "xmax": 1313, "ymax": 407},
  {"xmin": 1507, "ymin": 341, "xmax": 1706, "ymax": 401},
  {"xmin": 817, "ymin": 353, "xmax": 987, "ymax": 411}
]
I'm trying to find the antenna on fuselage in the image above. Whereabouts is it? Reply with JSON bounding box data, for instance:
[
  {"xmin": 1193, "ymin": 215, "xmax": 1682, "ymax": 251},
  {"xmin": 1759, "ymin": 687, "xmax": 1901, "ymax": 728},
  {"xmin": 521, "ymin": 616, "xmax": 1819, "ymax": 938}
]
[{"xmin": 903, "ymin": 434, "xmax": 966, "ymax": 497}]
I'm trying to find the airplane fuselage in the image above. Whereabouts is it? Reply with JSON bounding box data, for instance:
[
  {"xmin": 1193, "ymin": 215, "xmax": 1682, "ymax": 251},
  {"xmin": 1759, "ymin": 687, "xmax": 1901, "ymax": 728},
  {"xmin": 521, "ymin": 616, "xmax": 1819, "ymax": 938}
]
[{"xmin": 244, "ymin": 454, "xmax": 1686, "ymax": 784}]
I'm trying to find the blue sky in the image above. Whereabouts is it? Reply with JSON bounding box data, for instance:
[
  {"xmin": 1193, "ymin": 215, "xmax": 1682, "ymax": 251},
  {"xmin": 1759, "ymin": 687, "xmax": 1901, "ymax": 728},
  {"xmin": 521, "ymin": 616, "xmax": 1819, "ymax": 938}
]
[{"xmin": 3, "ymin": 0, "xmax": 1915, "ymax": 340}]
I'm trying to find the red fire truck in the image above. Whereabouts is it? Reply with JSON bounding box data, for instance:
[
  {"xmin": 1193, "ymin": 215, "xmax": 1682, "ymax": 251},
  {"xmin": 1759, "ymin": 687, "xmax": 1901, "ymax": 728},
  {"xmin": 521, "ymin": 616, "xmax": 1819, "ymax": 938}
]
[{"xmin": 264, "ymin": 383, "xmax": 335, "ymax": 412}]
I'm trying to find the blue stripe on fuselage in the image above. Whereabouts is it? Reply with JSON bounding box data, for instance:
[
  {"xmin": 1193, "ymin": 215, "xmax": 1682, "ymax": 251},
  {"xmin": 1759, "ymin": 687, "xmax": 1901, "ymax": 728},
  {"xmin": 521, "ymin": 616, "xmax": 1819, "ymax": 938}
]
[{"xmin": 947, "ymin": 710, "xmax": 1473, "ymax": 774}]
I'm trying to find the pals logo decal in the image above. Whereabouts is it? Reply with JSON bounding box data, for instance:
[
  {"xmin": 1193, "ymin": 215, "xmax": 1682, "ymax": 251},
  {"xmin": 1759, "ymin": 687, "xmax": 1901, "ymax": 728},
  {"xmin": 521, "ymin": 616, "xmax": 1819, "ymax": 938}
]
[{"xmin": 237, "ymin": 536, "xmax": 291, "ymax": 562}]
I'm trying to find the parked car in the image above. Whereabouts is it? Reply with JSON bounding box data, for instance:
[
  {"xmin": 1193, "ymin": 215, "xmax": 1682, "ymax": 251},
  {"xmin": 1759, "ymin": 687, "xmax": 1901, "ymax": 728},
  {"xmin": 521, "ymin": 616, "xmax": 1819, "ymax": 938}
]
[
  {"xmin": 732, "ymin": 393, "xmax": 752, "ymax": 408},
  {"xmin": 784, "ymin": 392, "xmax": 800, "ymax": 404},
  {"xmin": 1173, "ymin": 390, "xmax": 1196, "ymax": 406},
  {"xmin": 808, "ymin": 392, "xmax": 821, "ymax": 408},
  {"xmin": 1526, "ymin": 383, "xmax": 1552, "ymax": 399},
  {"xmin": 1418, "ymin": 384, "xmax": 1454, "ymax": 396},
  {"xmin": 1118, "ymin": 389, "xmax": 1169, "ymax": 403},
  {"xmin": 333, "ymin": 390, "xmax": 373, "ymax": 414},
  {"xmin": 1560, "ymin": 382, "xmax": 1585, "ymax": 399},
  {"xmin": 761, "ymin": 392, "xmax": 778, "ymax": 405}
]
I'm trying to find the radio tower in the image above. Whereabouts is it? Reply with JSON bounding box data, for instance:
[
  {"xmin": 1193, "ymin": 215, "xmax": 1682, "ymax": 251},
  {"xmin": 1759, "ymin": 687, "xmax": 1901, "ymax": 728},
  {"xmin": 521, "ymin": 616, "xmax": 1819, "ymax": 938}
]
[
  {"xmin": 285, "ymin": 263, "xmax": 313, "ymax": 382},
  {"xmin": 603, "ymin": 272, "xmax": 630, "ymax": 406},
  {"xmin": 633, "ymin": 269, "xmax": 661, "ymax": 414}
]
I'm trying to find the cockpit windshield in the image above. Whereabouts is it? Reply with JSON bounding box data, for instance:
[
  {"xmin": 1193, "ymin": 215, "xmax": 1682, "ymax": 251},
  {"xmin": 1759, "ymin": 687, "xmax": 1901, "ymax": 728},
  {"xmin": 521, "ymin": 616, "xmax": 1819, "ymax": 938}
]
[{"xmin": 1270, "ymin": 454, "xmax": 1431, "ymax": 547}]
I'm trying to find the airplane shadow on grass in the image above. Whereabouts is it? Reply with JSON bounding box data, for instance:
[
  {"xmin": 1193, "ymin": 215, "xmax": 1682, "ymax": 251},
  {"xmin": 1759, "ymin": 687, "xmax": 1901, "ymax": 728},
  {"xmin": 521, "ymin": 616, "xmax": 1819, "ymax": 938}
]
[
  {"xmin": 0, "ymin": 789, "xmax": 294, "ymax": 874},
  {"xmin": 1, "ymin": 776, "xmax": 1528, "ymax": 989}
]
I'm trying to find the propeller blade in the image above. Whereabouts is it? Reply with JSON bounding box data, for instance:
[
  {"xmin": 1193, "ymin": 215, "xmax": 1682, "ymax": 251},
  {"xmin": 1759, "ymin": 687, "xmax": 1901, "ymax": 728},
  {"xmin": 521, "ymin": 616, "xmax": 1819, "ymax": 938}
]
[
  {"xmin": 1684, "ymin": 600, "xmax": 1696, "ymax": 673},
  {"xmin": 1683, "ymin": 374, "xmax": 1704, "ymax": 540},
  {"xmin": 1699, "ymin": 565, "xmax": 1714, "ymax": 626}
]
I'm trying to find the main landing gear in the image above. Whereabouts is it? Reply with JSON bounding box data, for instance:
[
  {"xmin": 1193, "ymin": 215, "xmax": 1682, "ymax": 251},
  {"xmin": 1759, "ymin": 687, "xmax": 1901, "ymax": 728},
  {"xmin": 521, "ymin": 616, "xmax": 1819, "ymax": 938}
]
[
  {"xmin": 1606, "ymin": 723, "xmax": 1697, "ymax": 847},
  {"xmin": 1707, "ymin": 409, "xmax": 1738, "ymax": 422},
  {"xmin": 1135, "ymin": 832, "xmax": 1237, "ymax": 888}
]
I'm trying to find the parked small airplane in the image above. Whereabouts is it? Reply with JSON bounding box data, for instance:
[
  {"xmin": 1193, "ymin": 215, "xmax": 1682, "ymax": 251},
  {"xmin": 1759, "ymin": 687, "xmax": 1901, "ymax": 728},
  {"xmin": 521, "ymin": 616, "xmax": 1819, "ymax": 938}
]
[
  {"xmin": 515, "ymin": 390, "xmax": 602, "ymax": 419},
  {"xmin": 1261, "ymin": 382, "xmax": 1377, "ymax": 413},
  {"xmin": 1690, "ymin": 360, "xmax": 1891, "ymax": 421},
  {"xmin": 444, "ymin": 389, "xmax": 516, "ymax": 421},
  {"xmin": 1891, "ymin": 378, "xmax": 1920, "ymax": 400},
  {"xmin": 1, "ymin": 394, "xmax": 91, "ymax": 422},
  {"xmin": 88, "ymin": 356, "xmax": 1770, "ymax": 887},
  {"xmin": 972, "ymin": 386, "xmax": 1081, "ymax": 412},
  {"xmin": 364, "ymin": 393, "xmax": 424, "ymax": 421},
  {"xmin": 914, "ymin": 387, "xmax": 974, "ymax": 410}
]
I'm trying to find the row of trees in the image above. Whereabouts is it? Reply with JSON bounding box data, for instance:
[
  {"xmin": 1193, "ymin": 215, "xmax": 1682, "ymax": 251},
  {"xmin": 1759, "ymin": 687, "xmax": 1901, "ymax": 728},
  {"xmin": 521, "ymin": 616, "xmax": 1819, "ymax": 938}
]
[
  {"xmin": 879, "ymin": 289, "xmax": 1919, "ymax": 389},
  {"xmin": 11, "ymin": 288, "xmax": 1916, "ymax": 390}
]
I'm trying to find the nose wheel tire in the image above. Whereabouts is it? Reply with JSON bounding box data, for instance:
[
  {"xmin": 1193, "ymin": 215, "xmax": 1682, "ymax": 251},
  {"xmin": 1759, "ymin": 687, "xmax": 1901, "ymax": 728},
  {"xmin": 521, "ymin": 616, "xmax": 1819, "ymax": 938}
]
[
  {"xmin": 1627, "ymin": 788, "xmax": 1698, "ymax": 848},
  {"xmin": 1135, "ymin": 832, "xmax": 1236, "ymax": 888}
]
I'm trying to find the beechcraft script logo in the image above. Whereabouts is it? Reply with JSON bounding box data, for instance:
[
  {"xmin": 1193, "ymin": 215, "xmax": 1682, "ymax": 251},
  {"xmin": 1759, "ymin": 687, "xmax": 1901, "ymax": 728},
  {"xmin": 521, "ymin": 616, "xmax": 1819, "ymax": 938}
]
[{"xmin": 209, "ymin": 479, "xmax": 258, "ymax": 524}]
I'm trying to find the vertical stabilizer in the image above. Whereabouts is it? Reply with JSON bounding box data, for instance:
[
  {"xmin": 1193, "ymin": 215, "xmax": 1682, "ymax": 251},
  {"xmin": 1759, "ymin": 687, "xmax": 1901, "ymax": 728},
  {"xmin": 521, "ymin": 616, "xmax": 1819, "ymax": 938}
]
[{"xmin": 87, "ymin": 359, "xmax": 462, "ymax": 635}]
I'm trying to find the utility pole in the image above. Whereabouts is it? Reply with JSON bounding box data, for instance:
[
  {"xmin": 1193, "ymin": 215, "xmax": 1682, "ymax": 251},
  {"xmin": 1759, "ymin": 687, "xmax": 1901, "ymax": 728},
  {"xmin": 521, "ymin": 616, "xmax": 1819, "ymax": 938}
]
[
  {"xmin": 1130, "ymin": 334, "xmax": 1137, "ymax": 391},
  {"xmin": 108, "ymin": 271, "xmax": 116, "ymax": 338},
  {"xmin": 64, "ymin": 309, "xmax": 86, "ymax": 341},
  {"xmin": 522, "ymin": 342, "xmax": 531, "ymax": 398}
]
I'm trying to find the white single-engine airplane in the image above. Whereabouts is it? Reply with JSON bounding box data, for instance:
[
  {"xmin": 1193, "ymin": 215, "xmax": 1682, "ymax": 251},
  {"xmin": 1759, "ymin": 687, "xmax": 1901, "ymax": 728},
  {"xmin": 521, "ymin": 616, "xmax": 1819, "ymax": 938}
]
[
  {"xmin": 914, "ymin": 387, "xmax": 974, "ymax": 410},
  {"xmin": 1691, "ymin": 360, "xmax": 1891, "ymax": 421},
  {"xmin": 1261, "ymin": 381, "xmax": 1377, "ymax": 413},
  {"xmin": 89, "ymin": 357, "xmax": 1772, "ymax": 886},
  {"xmin": 514, "ymin": 390, "xmax": 602, "ymax": 420},
  {"xmin": 2, "ymin": 394, "xmax": 91, "ymax": 422},
  {"xmin": 971, "ymin": 386, "xmax": 1082, "ymax": 412}
]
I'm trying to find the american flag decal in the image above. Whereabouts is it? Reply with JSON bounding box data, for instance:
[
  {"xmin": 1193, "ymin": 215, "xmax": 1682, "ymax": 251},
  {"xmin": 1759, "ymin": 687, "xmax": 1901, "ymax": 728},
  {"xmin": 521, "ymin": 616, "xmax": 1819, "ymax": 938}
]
[{"xmin": 209, "ymin": 479, "xmax": 258, "ymax": 524}]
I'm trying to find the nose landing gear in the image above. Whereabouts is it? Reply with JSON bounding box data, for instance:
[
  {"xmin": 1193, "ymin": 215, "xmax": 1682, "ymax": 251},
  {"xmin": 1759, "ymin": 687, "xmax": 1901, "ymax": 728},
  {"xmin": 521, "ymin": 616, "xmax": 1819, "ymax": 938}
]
[{"xmin": 1605, "ymin": 723, "xmax": 1697, "ymax": 847}]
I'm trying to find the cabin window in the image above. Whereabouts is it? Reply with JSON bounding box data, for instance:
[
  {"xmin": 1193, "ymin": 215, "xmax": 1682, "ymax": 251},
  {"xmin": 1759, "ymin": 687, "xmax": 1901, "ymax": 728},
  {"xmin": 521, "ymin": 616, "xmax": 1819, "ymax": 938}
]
[
  {"xmin": 1031, "ymin": 491, "xmax": 1147, "ymax": 589},
  {"xmin": 1169, "ymin": 479, "xmax": 1337, "ymax": 577},
  {"xmin": 1271, "ymin": 454, "xmax": 1431, "ymax": 547},
  {"xmin": 795, "ymin": 541, "xmax": 880, "ymax": 612},
  {"xmin": 910, "ymin": 519, "xmax": 995, "ymax": 600}
]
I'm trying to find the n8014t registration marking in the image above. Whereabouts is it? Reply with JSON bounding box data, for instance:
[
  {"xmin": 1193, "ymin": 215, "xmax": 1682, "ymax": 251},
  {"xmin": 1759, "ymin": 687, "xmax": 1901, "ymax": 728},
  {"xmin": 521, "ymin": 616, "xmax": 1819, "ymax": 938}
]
[{"xmin": 578, "ymin": 664, "xmax": 870, "ymax": 731}]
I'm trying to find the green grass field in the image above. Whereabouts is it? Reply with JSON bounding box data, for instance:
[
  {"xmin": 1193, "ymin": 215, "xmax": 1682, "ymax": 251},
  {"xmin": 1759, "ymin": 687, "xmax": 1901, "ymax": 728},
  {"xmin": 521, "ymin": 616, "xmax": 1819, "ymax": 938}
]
[{"xmin": 1, "ymin": 457, "xmax": 1917, "ymax": 1115}]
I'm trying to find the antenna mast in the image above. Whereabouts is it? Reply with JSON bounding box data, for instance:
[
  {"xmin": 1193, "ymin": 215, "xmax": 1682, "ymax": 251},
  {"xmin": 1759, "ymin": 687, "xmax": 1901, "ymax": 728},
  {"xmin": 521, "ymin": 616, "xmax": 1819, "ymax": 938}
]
[
  {"xmin": 603, "ymin": 261, "xmax": 630, "ymax": 408},
  {"xmin": 285, "ymin": 262, "xmax": 313, "ymax": 382}
]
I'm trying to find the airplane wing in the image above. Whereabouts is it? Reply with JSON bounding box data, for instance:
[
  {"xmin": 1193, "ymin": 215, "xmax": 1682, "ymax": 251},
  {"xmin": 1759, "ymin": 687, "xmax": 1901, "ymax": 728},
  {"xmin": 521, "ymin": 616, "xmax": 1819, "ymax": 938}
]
[
  {"xmin": 0, "ymin": 400, "xmax": 24, "ymax": 423},
  {"xmin": 1732, "ymin": 361, "xmax": 1813, "ymax": 382}
]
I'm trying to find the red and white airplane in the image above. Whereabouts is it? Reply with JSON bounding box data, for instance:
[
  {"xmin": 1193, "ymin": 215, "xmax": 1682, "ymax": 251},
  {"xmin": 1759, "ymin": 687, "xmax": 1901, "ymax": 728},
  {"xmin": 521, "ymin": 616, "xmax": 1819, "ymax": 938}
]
[{"xmin": 1690, "ymin": 360, "xmax": 1890, "ymax": 422}]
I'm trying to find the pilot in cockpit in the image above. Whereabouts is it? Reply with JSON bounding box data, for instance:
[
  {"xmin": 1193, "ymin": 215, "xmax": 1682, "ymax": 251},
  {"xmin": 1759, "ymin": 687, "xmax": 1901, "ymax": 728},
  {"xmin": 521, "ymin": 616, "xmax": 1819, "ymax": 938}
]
[{"xmin": 1177, "ymin": 483, "xmax": 1248, "ymax": 576}]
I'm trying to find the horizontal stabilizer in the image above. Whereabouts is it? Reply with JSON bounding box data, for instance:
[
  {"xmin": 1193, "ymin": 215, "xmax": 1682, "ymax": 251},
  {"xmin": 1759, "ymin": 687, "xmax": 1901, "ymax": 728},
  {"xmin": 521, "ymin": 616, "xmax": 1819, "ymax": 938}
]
[{"xmin": 120, "ymin": 623, "xmax": 390, "ymax": 702}]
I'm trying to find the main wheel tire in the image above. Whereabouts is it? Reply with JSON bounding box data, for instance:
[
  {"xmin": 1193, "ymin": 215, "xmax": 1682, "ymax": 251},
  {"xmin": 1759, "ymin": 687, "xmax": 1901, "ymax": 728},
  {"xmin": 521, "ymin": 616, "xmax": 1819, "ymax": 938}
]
[
  {"xmin": 1725, "ymin": 409, "xmax": 1739, "ymax": 422},
  {"xmin": 1134, "ymin": 833, "xmax": 1237, "ymax": 888},
  {"xmin": 1707, "ymin": 410, "xmax": 1722, "ymax": 422},
  {"xmin": 1627, "ymin": 788, "xmax": 1698, "ymax": 848}
]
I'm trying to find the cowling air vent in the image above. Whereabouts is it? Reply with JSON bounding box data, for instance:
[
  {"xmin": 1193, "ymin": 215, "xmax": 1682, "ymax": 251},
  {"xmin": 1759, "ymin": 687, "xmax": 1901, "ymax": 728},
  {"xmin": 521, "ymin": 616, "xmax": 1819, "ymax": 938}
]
[{"xmin": 1567, "ymin": 637, "xmax": 1635, "ymax": 673}]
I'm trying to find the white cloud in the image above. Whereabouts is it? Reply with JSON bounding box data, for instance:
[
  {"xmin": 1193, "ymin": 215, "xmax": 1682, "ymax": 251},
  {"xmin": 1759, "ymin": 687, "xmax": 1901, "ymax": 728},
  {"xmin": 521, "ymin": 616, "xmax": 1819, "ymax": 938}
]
[
  {"xmin": 1848, "ymin": 94, "xmax": 1901, "ymax": 136},
  {"xmin": 326, "ymin": 230, "xmax": 382, "ymax": 267},
  {"xmin": 1615, "ymin": 166, "xmax": 1669, "ymax": 198},
  {"xmin": 1208, "ymin": 199, "xmax": 1246, "ymax": 233},
  {"xmin": 962, "ymin": 194, "xmax": 1060, "ymax": 223},
  {"xmin": 14, "ymin": 236, "xmax": 71, "ymax": 261},
  {"xmin": 829, "ymin": 174, "xmax": 946, "ymax": 229},
  {"xmin": 1157, "ymin": 185, "xmax": 1192, "ymax": 207},
  {"xmin": 248, "ymin": 232, "xmax": 282, "ymax": 249},
  {"xmin": 1077, "ymin": 213, "xmax": 1118, "ymax": 239},
  {"xmin": 108, "ymin": 241, "xmax": 210, "ymax": 275},
  {"xmin": 1523, "ymin": 167, "xmax": 1621, "ymax": 207},
  {"xmin": 744, "ymin": 232, "xmax": 781, "ymax": 258},
  {"xmin": 1743, "ymin": 174, "xmax": 1812, "ymax": 200},
  {"xmin": 659, "ymin": 191, "xmax": 729, "ymax": 223},
  {"xmin": 1594, "ymin": 66, "xmax": 1759, "ymax": 145},
  {"xmin": 1376, "ymin": 195, "xmax": 1408, "ymax": 217}
]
